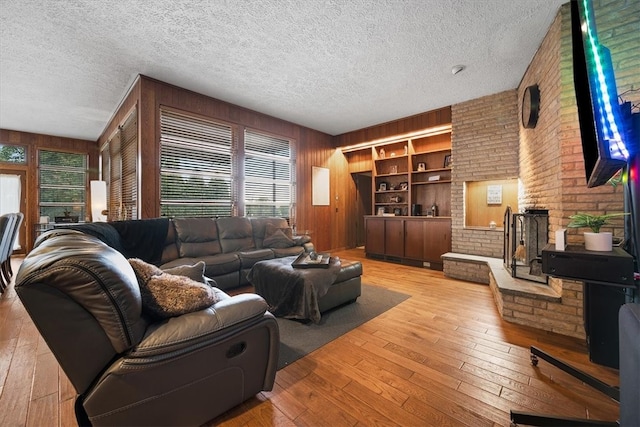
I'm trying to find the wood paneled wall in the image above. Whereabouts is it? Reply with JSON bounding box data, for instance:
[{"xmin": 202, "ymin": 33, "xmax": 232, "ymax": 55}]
[
  {"xmin": 4, "ymin": 81, "xmax": 451, "ymax": 254},
  {"xmin": 0, "ymin": 129, "xmax": 97, "ymax": 251},
  {"xmin": 334, "ymin": 107, "xmax": 452, "ymax": 147},
  {"xmin": 100, "ymin": 76, "xmax": 338, "ymax": 252}
]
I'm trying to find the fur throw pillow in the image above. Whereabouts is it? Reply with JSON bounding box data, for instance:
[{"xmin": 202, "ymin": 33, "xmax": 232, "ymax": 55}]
[
  {"xmin": 263, "ymin": 223, "xmax": 295, "ymax": 248},
  {"xmin": 129, "ymin": 258, "xmax": 218, "ymax": 320}
]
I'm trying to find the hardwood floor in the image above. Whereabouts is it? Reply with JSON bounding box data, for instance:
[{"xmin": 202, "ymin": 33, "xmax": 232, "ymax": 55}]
[{"xmin": 1, "ymin": 248, "xmax": 619, "ymax": 426}]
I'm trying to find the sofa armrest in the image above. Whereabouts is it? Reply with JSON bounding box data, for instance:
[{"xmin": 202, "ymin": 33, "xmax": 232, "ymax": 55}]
[{"xmin": 132, "ymin": 293, "xmax": 269, "ymax": 357}]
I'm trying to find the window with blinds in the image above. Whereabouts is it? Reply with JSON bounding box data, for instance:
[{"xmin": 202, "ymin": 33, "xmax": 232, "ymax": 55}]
[
  {"xmin": 101, "ymin": 108, "xmax": 138, "ymax": 220},
  {"xmin": 121, "ymin": 111, "xmax": 138, "ymax": 219},
  {"xmin": 244, "ymin": 130, "xmax": 295, "ymax": 219},
  {"xmin": 160, "ymin": 109, "xmax": 233, "ymax": 217},
  {"xmin": 38, "ymin": 150, "xmax": 87, "ymax": 221}
]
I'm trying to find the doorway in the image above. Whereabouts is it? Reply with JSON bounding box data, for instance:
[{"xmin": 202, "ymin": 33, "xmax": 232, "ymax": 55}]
[
  {"xmin": 0, "ymin": 170, "xmax": 27, "ymax": 254},
  {"xmin": 352, "ymin": 172, "xmax": 372, "ymax": 247}
]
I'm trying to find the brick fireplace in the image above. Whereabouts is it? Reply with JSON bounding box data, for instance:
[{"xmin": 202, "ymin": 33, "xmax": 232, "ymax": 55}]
[{"xmin": 442, "ymin": 3, "xmax": 634, "ymax": 339}]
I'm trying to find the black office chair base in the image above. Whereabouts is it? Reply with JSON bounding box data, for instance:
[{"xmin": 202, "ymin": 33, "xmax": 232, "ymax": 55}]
[
  {"xmin": 509, "ymin": 346, "xmax": 619, "ymax": 426},
  {"xmin": 510, "ymin": 410, "xmax": 618, "ymax": 426}
]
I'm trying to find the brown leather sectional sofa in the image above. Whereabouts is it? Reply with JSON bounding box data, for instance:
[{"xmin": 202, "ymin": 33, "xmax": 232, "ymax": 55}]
[{"xmin": 159, "ymin": 216, "xmax": 314, "ymax": 290}]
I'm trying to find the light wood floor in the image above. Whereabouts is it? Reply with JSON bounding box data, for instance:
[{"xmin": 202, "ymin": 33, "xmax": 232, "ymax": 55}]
[{"xmin": 1, "ymin": 248, "xmax": 619, "ymax": 426}]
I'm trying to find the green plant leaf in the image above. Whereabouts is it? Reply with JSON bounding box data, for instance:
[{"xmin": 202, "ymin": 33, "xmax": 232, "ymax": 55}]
[{"xmin": 567, "ymin": 212, "xmax": 629, "ymax": 233}]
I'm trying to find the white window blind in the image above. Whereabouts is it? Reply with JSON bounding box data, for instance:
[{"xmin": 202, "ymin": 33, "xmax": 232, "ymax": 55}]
[
  {"xmin": 102, "ymin": 109, "xmax": 138, "ymax": 220},
  {"xmin": 160, "ymin": 109, "xmax": 233, "ymax": 217},
  {"xmin": 108, "ymin": 130, "xmax": 122, "ymax": 219},
  {"xmin": 121, "ymin": 110, "xmax": 138, "ymax": 219},
  {"xmin": 38, "ymin": 150, "xmax": 87, "ymax": 221},
  {"xmin": 244, "ymin": 130, "xmax": 295, "ymax": 220}
]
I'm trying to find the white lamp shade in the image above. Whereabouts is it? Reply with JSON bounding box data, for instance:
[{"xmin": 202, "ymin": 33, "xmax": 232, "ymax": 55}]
[{"xmin": 90, "ymin": 180, "xmax": 108, "ymax": 222}]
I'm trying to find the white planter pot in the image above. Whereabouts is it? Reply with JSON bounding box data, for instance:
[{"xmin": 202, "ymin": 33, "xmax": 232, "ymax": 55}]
[{"xmin": 584, "ymin": 232, "xmax": 612, "ymax": 251}]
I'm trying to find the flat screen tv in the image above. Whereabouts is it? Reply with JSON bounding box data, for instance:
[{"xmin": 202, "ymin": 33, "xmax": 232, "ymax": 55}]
[{"xmin": 571, "ymin": 0, "xmax": 630, "ymax": 188}]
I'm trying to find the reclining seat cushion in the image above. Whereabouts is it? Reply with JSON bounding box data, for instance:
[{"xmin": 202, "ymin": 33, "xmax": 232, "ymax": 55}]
[
  {"xmin": 239, "ymin": 249, "xmax": 274, "ymax": 269},
  {"xmin": 173, "ymin": 218, "xmax": 222, "ymax": 257},
  {"xmin": 216, "ymin": 217, "xmax": 255, "ymax": 253},
  {"xmin": 131, "ymin": 292, "xmax": 269, "ymax": 356}
]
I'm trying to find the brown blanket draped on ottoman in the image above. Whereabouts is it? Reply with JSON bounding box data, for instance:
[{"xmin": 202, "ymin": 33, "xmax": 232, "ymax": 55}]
[{"xmin": 248, "ymin": 256, "xmax": 341, "ymax": 323}]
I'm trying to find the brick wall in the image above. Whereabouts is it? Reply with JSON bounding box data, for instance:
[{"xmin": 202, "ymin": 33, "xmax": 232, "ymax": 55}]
[
  {"xmin": 447, "ymin": 0, "xmax": 638, "ymax": 339},
  {"xmin": 495, "ymin": 276, "xmax": 586, "ymax": 339},
  {"xmin": 451, "ymin": 90, "xmax": 519, "ymax": 257}
]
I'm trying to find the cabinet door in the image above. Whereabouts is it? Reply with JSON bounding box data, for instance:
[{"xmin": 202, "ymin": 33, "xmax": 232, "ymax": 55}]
[
  {"xmin": 385, "ymin": 219, "xmax": 404, "ymax": 257},
  {"xmin": 424, "ymin": 219, "xmax": 452, "ymax": 263},
  {"xmin": 404, "ymin": 220, "xmax": 424, "ymax": 260},
  {"xmin": 365, "ymin": 217, "xmax": 385, "ymax": 256}
]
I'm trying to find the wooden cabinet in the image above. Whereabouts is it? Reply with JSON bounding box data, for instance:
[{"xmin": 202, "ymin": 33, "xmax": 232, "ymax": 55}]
[
  {"xmin": 384, "ymin": 218, "xmax": 404, "ymax": 257},
  {"xmin": 423, "ymin": 218, "xmax": 452, "ymax": 265},
  {"xmin": 364, "ymin": 216, "xmax": 451, "ymax": 270},
  {"xmin": 364, "ymin": 217, "xmax": 385, "ymax": 256},
  {"xmin": 404, "ymin": 219, "xmax": 425, "ymax": 260}
]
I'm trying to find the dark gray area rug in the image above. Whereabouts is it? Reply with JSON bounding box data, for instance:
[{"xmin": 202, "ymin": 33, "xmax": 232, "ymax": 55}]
[{"xmin": 277, "ymin": 284, "xmax": 410, "ymax": 369}]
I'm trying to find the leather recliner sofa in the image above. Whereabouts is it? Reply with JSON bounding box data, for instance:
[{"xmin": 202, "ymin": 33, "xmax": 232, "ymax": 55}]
[
  {"xmin": 16, "ymin": 229, "xmax": 279, "ymax": 426},
  {"xmin": 160, "ymin": 216, "xmax": 314, "ymax": 290}
]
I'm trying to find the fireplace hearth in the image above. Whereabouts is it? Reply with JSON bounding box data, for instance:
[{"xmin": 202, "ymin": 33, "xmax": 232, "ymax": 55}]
[{"xmin": 503, "ymin": 207, "xmax": 549, "ymax": 284}]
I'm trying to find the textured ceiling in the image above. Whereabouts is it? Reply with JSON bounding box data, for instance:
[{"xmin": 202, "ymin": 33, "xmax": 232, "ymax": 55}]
[{"xmin": 0, "ymin": 0, "xmax": 566, "ymax": 140}]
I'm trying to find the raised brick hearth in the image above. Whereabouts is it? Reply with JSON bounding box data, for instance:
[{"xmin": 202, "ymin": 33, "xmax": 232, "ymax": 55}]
[{"xmin": 442, "ymin": 253, "xmax": 586, "ymax": 339}]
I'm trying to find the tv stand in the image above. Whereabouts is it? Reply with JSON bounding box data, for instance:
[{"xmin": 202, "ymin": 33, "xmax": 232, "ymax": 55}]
[
  {"xmin": 510, "ymin": 245, "xmax": 638, "ymax": 426},
  {"xmin": 510, "ymin": 346, "xmax": 620, "ymax": 426}
]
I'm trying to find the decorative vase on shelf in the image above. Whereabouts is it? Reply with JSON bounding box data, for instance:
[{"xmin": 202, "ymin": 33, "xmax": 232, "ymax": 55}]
[{"xmin": 583, "ymin": 232, "xmax": 612, "ymax": 251}]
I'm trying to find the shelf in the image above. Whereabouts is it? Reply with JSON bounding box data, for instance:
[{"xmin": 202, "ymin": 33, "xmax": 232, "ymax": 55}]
[
  {"xmin": 365, "ymin": 126, "xmax": 451, "ymax": 219},
  {"xmin": 376, "ymin": 153, "xmax": 408, "ymax": 161},
  {"xmin": 412, "ymin": 167, "xmax": 450, "ymax": 174},
  {"xmin": 412, "ymin": 180, "xmax": 452, "ymax": 185},
  {"xmin": 377, "ymin": 173, "xmax": 409, "ymax": 178},
  {"xmin": 414, "ymin": 148, "xmax": 451, "ymax": 155}
]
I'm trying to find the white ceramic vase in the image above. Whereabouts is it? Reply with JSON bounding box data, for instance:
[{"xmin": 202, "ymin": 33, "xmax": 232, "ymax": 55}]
[{"xmin": 584, "ymin": 231, "xmax": 612, "ymax": 251}]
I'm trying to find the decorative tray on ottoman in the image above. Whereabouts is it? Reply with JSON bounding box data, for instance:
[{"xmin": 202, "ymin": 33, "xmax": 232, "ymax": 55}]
[{"xmin": 292, "ymin": 252, "xmax": 331, "ymax": 268}]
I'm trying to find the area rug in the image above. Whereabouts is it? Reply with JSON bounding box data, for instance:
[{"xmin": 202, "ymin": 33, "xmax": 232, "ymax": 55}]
[{"xmin": 276, "ymin": 284, "xmax": 410, "ymax": 369}]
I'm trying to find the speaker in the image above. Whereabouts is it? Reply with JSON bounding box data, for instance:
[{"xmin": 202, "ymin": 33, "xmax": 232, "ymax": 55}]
[{"xmin": 411, "ymin": 204, "xmax": 421, "ymax": 216}]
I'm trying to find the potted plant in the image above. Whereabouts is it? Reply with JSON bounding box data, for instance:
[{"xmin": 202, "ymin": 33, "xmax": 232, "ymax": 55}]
[{"xmin": 567, "ymin": 212, "xmax": 628, "ymax": 251}]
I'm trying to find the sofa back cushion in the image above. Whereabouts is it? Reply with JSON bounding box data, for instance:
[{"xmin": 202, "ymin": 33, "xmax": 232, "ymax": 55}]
[
  {"xmin": 216, "ymin": 217, "xmax": 255, "ymax": 253},
  {"xmin": 161, "ymin": 220, "xmax": 180, "ymax": 264},
  {"xmin": 15, "ymin": 230, "xmax": 148, "ymax": 394},
  {"xmin": 173, "ymin": 218, "xmax": 222, "ymax": 257}
]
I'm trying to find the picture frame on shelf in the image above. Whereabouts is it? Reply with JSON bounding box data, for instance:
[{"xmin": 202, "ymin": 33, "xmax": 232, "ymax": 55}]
[
  {"xmin": 400, "ymin": 182, "xmax": 408, "ymax": 191},
  {"xmin": 444, "ymin": 154, "xmax": 452, "ymax": 168},
  {"xmin": 379, "ymin": 182, "xmax": 387, "ymax": 191},
  {"xmin": 417, "ymin": 162, "xmax": 426, "ymax": 172}
]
